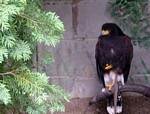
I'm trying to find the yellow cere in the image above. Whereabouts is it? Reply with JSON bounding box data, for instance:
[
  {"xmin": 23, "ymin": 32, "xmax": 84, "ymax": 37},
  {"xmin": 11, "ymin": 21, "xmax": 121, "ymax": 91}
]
[{"xmin": 101, "ymin": 30, "xmax": 109, "ymax": 35}]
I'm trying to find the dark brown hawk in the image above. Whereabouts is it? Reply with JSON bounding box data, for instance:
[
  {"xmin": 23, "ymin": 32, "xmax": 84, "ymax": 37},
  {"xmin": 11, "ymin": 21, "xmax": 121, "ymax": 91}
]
[
  {"xmin": 95, "ymin": 23, "xmax": 133, "ymax": 114},
  {"xmin": 95, "ymin": 23, "xmax": 133, "ymax": 88}
]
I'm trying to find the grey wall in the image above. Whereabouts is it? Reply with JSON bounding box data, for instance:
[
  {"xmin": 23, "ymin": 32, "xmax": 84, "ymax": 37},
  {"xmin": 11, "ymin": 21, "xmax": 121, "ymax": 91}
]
[{"xmin": 37, "ymin": 0, "xmax": 150, "ymax": 98}]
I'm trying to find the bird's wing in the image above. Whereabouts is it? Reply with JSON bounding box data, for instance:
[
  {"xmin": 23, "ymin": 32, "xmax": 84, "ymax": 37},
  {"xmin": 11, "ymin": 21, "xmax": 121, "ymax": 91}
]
[
  {"xmin": 95, "ymin": 39, "xmax": 105, "ymax": 87},
  {"xmin": 122, "ymin": 36, "xmax": 133, "ymax": 82}
]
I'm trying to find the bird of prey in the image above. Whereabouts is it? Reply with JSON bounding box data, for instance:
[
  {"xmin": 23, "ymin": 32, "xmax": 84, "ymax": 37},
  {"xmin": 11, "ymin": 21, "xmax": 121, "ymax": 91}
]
[{"xmin": 95, "ymin": 23, "xmax": 133, "ymax": 114}]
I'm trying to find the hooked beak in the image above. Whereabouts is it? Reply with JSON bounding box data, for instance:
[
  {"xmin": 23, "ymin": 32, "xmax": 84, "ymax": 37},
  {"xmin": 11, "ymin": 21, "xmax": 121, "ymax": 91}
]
[{"xmin": 101, "ymin": 30, "xmax": 110, "ymax": 36}]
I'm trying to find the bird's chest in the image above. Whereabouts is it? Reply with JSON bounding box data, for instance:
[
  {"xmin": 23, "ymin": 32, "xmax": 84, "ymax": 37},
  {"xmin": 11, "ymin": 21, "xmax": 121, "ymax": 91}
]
[
  {"xmin": 102, "ymin": 44, "xmax": 117, "ymax": 56},
  {"xmin": 100, "ymin": 40, "xmax": 123, "ymax": 58}
]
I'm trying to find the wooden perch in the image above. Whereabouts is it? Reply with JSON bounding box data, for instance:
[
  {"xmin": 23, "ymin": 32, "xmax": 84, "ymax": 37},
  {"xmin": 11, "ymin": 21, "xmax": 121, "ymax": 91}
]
[{"xmin": 89, "ymin": 84, "xmax": 150, "ymax": 105}]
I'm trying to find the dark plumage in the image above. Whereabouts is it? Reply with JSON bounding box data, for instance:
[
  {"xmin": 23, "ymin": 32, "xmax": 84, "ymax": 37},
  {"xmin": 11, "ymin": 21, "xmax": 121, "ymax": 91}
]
[{"xmin": 95, "ymin": 23, "xmax": 133, "ymax": 87}]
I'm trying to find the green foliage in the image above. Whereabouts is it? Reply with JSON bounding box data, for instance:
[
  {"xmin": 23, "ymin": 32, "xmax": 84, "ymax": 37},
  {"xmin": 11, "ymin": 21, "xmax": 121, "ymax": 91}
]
[
  {"xmin": 1, "ymin": 35, "xmax": 16, "ymax": 48},
  {"xmin": 22, "ymin": 0, "xmax": 64, "ymax": 46},
  {"xmin": 0, "ymin": 0, "xmax": 64, "ymax": 64},
  {"xmin": 108, "ymin": 0, "xmax": 150, "ymax": 47},
  {"xmin": 0, "ymin": 83, "xmax": 11, "ymax": 105},
  {"xmin": 0, "ymin": 0, "xmax": 25, "ymax": 31},
  {"xmin": 42, "ymin": 52, "xmax": 54, "ymax": 65},
  {"xmin": 10, "ymin": 41, "xmax": 32, "ymax": 61},
  {"xmin": 0, "ymin": 0, "xmax": 69, "ymax": 114},
  {"xmin": 0, "ymin": 46, "xmax": 8, "ymax": 63},
  {"xmin": 2, "ymin": 67, "xmax": 69, "ymax": 113}
]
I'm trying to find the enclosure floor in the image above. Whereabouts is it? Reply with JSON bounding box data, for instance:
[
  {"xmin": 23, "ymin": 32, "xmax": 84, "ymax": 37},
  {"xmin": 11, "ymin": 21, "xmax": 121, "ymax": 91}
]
[{"xmin": 51, "ymin": 94, "xmax": 150, "ymax": 114}]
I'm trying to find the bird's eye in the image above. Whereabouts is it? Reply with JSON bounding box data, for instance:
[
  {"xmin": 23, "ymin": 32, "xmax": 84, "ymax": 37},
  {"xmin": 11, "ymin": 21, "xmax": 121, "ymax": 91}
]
[{"xmin": 101, "ymin": 30, "xmax": 110, "ymax": 36}]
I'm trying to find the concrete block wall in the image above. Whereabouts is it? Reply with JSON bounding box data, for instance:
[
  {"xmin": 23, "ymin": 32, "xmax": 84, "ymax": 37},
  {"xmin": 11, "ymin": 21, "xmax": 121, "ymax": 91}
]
[
  {"xmin": 38, "ymin": 0, "xmax": 150, "ymax": 98},
  {"xmin": 38, "ymin": 0, "xmax": 110, "ymax": 98},
  {"xmin": 28, "ymin": 4, "xmax": 150, "ymax": 114},
  {"xmin": 37, "ymin": 0, "xmax": 150, "ymax": 113}
]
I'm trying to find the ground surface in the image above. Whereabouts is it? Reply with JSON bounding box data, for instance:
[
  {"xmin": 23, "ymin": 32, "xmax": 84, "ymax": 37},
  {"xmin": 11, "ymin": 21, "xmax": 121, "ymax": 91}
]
[{"xmin": 53, "ymin": 94, "xmax": 150, "ymax": 114}]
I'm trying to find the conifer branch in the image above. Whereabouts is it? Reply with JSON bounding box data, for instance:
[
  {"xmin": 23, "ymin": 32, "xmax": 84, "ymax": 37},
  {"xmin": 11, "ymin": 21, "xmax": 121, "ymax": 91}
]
[{"xmin": 0, "ymin": 70, "xmax": 16, "ymax": 76}]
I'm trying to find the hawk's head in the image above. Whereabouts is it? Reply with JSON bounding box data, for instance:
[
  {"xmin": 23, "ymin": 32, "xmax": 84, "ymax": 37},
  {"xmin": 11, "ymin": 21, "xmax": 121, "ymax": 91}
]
[{"xmin": 101, "ymin": 23, "xmax": 125, "ymax": 36}]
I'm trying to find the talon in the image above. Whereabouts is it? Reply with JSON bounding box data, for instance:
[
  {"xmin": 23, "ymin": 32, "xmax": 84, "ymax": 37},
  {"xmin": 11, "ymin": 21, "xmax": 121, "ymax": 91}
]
[
  {"xmin": 106, "ymin": 84, "xmax": 114, "ymax": 90},
  {"xmin": 105, "ymin": 64, "xmax": 113, "ymax": 70}
]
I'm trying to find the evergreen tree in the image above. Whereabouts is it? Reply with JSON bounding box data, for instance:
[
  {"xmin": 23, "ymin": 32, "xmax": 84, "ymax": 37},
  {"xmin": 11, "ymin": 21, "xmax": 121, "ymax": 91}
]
[{"xmin": 0, "ymin": 0, "xmax": 69, "ymax": 113}]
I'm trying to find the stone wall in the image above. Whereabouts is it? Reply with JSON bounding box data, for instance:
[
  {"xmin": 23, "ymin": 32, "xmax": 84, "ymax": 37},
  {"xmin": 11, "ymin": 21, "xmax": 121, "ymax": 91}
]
[{"xmin": 37, "ymin": 0, "xmax": 150, "ymax": 99}]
